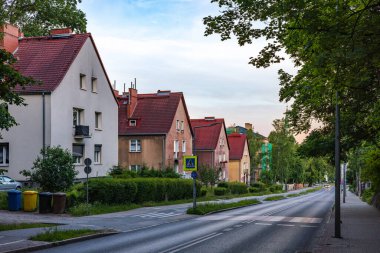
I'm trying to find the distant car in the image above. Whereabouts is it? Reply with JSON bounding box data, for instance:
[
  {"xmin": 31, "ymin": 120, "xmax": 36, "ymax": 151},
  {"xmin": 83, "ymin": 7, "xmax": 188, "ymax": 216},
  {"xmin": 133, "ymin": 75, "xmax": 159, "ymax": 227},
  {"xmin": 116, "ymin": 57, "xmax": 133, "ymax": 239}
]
[
  {"xmin": 0, "ymin": 176, "xmax": 22, "ymax": 191},
  {"xmin": 323, "ymin": 184, "xmax": 331, "ymax": 188}
]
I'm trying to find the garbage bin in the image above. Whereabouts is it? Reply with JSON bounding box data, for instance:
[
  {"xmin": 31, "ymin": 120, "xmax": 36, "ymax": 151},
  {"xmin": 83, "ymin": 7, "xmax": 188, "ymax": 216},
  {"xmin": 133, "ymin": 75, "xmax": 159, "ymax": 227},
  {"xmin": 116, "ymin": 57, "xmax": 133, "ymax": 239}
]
[
  {"xmin": 7, "ymin": 190, "xmax": 21, "ymax": 211},
  {"xmin": 38, "ymin": 192, "xmax": 52, "ymax": 213},
  {"xmin": 23, "ymin": 191, "xmax": 38, "ymax": 212},
  {"xmin": 52, "ymin": 192, "xmax": 66, "ymax": 214}
]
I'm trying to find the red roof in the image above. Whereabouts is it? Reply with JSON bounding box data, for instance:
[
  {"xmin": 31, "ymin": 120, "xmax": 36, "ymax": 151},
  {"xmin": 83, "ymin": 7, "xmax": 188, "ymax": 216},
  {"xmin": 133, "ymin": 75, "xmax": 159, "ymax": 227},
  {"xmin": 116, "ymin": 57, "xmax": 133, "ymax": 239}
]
[
  {"xmin": 191, "ymin": 118, "xmax": 225, "ymax": 150},
  {"xmin": 228, "ymin": 133, "xmax": 248, "ymax": 160},
  {"xmin": 13, "ymin": 34, "xmax": 90, "ymax": 92},
  {"xmin": 119, "ymin": 92, "xmax": 192, "ymax": 135}
]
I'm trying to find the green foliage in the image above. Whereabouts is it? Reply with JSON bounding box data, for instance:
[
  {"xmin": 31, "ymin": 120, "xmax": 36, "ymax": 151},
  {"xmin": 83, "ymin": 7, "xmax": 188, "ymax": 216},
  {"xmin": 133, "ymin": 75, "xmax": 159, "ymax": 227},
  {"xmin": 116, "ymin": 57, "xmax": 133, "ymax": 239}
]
[
  {"xmin": 187, "ymin": 199, "xmax": 261, "ymax": 215},
  {"xmin": 228, "ymin": 182, "xmax": 248, "ymax": 194},
  {"xmin": 214, "ymin": 187, "xmax": 227, "ymax": 196},
  {"xmin": 30, "ymin": 227, "xmax": 97, "ymax": 242},
  {"xmin": 246, "ymin": 128, "xmax": 265, "ymax": 180},
  {"xmin": 361, "ymin": 188, "xmax": 375, "ymax": 205},
  {"xmin": 251, "ymin": 182, "xmax": 266, "ymax": 190},
  {"xmin": 217, "ymin": 182, "xmax": 229, "ymax": 188},
  {"xmin": 197, "ymin": 166, "xmax": 219, "ymax": 187},
  {"xmin": 269, "ymin": 184, "xmax": 283, "ymax": 193},
  {"xmin": 86, "ymin": 178, "xmax": 201, "ymax": 204},
  {"xmin": 0, "ymin": 192, "xmax": 7, "ymax": 210},
  {"xmin": 0, "ymin": 223, "xmax": 55, "ymax": 231},
  {"xmin": 248, "ymin": 187, "xmax": 261, "ymax": 193},
  {"xmin": 20, "ymin": 146, "xmax": 78, "ymax": 192},
  {"xmin": 110, "ymin": 166, "xmax": 180, "ymax": 179},
  {"xmin": 362, "ymin": 147, "xmax": 380, "ymax": 192},
  {"xmin": 200, "ymin": 187, "xmax": 207, "ymax": 197},
  {"xmin": 297, "ymin": 129, "xmax": 334, "ymax": 162},
  {"xmin": 68, "ymin": 202, "xmax": 140, "ymax": 216},
  {"xmin": 66, "ymin": 183, "xmax": 85, "ymax": 208},
  {"xmin": 264, "ymin": 195, "xmax": 286, "ymax": 201}
]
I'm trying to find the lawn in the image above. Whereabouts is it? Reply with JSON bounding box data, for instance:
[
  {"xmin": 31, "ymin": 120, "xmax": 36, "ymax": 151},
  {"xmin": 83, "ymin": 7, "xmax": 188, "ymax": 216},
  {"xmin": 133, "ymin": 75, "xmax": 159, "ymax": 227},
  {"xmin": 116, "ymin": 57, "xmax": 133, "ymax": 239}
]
[{"xmin": 187, "ymin": 199, "xmax": 261, "ymax": 215}]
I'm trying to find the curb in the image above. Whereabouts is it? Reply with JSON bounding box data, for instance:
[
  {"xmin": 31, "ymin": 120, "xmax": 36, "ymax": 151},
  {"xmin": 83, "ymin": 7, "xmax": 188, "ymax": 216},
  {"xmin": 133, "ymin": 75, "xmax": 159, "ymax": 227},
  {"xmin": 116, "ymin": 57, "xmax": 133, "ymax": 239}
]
[{"xmin": 2, "ymin": 230, "xmax": 119, "ymax": 253}]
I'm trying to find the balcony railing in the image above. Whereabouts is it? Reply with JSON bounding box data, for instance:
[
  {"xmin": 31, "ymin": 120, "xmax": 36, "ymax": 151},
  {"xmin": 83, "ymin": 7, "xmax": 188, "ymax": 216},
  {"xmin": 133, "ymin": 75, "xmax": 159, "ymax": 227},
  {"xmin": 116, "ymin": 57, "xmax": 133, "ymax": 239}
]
[{"xmin": 74, "ymin": 125, "xmax": 90, "ymax": 138}]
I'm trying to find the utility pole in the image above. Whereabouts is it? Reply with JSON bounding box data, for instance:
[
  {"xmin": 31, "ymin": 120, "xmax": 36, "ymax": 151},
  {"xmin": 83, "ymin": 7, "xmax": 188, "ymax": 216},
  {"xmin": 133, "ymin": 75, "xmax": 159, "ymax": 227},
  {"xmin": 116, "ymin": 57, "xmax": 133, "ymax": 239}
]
[{"xmin": 334, "ymin": 91, "xmax": 341, "ymax": 238}]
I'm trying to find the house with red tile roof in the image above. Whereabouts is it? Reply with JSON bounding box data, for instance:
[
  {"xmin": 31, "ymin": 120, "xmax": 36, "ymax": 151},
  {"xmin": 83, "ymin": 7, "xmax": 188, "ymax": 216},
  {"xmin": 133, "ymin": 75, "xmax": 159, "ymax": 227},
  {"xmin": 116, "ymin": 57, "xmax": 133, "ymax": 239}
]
[
  {"xmin": 191, "ymin": 117, "xmax": 230, "ymax": 181},
  {"xmin": 0, "ymin": 24, "xmax": 118, "ymax": 180},
  {"xmin": 118, "ymin": 88, "xmax": 193, "ymax": 173},
  {"xmin": 228, "ymin": 133, "xmax": 250, "ymax": 184}
]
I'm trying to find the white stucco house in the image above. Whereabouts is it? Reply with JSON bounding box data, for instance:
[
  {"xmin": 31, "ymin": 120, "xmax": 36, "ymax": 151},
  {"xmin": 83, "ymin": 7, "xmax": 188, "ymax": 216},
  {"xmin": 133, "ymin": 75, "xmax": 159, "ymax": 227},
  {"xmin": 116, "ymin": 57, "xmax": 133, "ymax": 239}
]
[{"xmin": 0, "ymin": 25, "xmax": 118, "ymax": 180}]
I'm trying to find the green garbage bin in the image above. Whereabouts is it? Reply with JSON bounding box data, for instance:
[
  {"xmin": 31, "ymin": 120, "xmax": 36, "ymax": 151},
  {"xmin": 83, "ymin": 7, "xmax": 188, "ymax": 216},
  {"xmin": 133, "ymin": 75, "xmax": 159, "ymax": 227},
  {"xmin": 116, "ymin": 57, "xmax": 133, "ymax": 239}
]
[
  {"xmin": 38, "ymin": 192, "xmax": 52, "ymax": 213},
  {"xmin": 52, "ymin": 192, "xmax": 66, "ymax": 214},
  {"xmin": 23, "ymin": 191, "xmax": 37, "ymax": 212}
]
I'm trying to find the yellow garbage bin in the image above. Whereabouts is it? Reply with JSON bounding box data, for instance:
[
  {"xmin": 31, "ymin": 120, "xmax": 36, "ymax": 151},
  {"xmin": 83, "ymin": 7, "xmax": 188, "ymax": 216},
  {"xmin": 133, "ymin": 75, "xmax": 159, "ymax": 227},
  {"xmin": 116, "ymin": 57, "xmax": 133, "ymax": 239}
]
[{"xmin": 23, "ymin": 191, "xmax": 38, "ymax": 212}]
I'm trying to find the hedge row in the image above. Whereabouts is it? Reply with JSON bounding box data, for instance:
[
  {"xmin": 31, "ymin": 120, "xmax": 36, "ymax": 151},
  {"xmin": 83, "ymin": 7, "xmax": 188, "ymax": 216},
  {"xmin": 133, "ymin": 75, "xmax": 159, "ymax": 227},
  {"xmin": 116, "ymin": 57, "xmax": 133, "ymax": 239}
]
[{"xmin": 85, "ymin": 178, "xmax": 202, "ymax": 204}]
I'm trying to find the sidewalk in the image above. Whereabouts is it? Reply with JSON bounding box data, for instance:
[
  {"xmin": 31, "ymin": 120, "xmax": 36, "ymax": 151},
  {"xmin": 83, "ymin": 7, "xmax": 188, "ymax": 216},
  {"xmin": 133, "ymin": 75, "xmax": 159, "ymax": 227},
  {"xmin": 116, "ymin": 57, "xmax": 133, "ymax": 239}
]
[{"xmin": 312, "ymin": 190, "xmax": 380, "ymax": 253}]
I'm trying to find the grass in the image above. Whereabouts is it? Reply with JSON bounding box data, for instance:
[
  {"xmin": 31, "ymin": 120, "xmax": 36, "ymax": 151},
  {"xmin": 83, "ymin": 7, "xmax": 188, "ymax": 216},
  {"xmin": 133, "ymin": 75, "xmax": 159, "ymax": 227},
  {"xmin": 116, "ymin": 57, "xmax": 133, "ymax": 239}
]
[
  {"xmin": 263, "ymin": 195, "xmax": 286, "ymax": 201},
  {"xmin": 30, "ymin": 227, "xmax": 99, "ymax": 242},
  {"xmin": 0, "ymin": 223, "xmax": 56, "ymax": 231},
  {"xmin": 187, "ymin": 199, "xmax": 261, "ymax": 215},
  {"xmin": 68, "ymin": 202, "xmax": 141, "ymax": 216}
]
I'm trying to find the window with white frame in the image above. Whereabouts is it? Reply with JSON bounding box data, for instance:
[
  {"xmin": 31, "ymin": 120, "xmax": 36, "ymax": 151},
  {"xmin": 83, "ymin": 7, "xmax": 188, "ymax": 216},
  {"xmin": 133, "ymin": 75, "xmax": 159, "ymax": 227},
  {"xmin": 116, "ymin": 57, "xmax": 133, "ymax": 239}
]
[
  {"xmin": 181, "ymin": 121, "xmax": 184, "ymax": 131},
  {"xmin": 72, "ymin": 144, "xmax": 84, "ymax": 164},
  {"xmin": 73, "ymin": 108, "xmax": 83, "ymax": 126},
  {"xmin": 174, "ymin": 140, "xmax": 179, "ymax": 152},
  {"xmin": 0, "ymin": 143, "xmax": 9, "ymax": 166},
  {"xmin": 219, "ymin": 154, "xmax": 222, "ymax": 163},
  {"xmin": 130, "ymin": 139, "xmax": 141, "ymax": 152},
  {"xmin": 223, "ymin": 153, "xmax": 226, "ymax": 162},
  {"xmin": 95, "ymin": 112, "xmax": 102, "ymax": 129},
  {"xmin": 130, "ymin": 165, "xmax": 141, "ymax": 172},
  {"xmin": 80, "ymin": 74, "xmax": 86, "ymax": 90},
  {"xmin": 182, "ymin": 140, "xmax": 186, "ymax": 153},
  {"xmin": 176, "ymin": 120, "xmax": 180, "ymax": 131},
  {"xmin": 94, "ymin": 145, "xmax": 102, "ymax": 164},
  {"xmin": 129, "ymin": 120, "xmax": 136, "ymax": 126},
  {"xmin": 220, "ymin": 138, "xmax": 224, "ymax": 146},
  {"xmin": 91, "ymin": 77, "xmax": 97, "ymax": 93}
]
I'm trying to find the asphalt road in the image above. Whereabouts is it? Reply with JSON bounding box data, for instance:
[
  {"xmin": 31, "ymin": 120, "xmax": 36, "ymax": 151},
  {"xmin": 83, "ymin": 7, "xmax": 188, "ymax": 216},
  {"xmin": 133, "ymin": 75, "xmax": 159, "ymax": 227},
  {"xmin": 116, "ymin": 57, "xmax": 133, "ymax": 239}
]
[{"xmin": 33, "ymin": 188, "xmax": 334, "ymax": 253}]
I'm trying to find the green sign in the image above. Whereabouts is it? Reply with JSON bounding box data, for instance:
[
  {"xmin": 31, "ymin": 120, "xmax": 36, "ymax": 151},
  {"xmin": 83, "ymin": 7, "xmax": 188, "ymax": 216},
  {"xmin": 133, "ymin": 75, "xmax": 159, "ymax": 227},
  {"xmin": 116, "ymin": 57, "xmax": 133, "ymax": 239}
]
[{"xmin": 183, "ymin": 156, "xmax": 197, "ymax": 171}]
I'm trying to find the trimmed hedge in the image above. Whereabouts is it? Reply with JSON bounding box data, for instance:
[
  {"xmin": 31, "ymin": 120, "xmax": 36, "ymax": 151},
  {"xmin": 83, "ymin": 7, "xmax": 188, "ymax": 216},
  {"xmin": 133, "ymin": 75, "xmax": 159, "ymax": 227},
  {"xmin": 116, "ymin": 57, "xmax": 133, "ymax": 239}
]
[
  {"xmin": 251, "ymin": 182, "xmax": 266, "ymax": 190},
  {"xmin": 86, "ymin": 178, "xmax": 201, "ymax": 204},
  {"xmin": 217, "ymin": 182, "xmax": 229, "ymax": 188},
  {"xmin": 229, "ymin": 182, "xmax": 248, "ymax": 194},
  {"xmin": 200, "ymin": 187, "xmax": 207, "ymax": 197},
  {"xmin": 214, "ymin": 187, "xmax": 227, "ymax": 196},
  {"xmin": 248, "ymin": 187, "xmax": 261, "ymax": 193}
]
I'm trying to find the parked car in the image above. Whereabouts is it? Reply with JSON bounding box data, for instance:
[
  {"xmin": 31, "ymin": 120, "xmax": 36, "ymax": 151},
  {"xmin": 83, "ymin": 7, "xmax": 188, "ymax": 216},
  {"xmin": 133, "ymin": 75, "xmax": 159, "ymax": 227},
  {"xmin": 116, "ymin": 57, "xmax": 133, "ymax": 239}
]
[{"xmin": 0, "ymin": 176, "xmax": 22, "ymax": 191}]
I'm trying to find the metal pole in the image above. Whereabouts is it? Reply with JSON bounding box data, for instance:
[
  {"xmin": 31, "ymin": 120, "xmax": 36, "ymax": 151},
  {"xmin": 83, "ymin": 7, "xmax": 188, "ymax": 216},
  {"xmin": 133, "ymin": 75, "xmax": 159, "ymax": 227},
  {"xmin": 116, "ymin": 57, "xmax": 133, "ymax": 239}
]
[
  {"xmin": 193, "ymin": 177, "xmax": 197, "ymax": 209},
  {"xmin": 334, "ymin": 91, "xmax": 341, "ymax": 238},
  {"xmin": 86, "ymin": 173, "xmax": 89, "ymax": 214},
  {"xmin": 343, "ymin": 163, "xmax": 346, "ymax": 203}
]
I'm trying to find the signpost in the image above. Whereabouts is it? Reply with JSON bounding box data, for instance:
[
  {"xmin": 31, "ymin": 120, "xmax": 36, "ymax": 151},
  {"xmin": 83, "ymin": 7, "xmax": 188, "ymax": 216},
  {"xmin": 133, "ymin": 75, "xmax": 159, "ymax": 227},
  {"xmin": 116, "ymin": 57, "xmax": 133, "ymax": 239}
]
[
  {"xmin": 183, "ymin": 156, "xmax": 198, "ymax": 209},
  {"xmin": 84, "ymin": 158, "xmax": 92, "ymax": 214}
]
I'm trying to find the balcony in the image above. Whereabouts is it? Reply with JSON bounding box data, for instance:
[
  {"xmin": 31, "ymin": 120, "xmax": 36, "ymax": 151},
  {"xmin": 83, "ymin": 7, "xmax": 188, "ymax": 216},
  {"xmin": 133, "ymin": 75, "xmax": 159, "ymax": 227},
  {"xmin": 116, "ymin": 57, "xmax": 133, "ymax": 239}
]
[{"xmin": 74, "ymin": 125, "xmax": 90, "ymax": 139}]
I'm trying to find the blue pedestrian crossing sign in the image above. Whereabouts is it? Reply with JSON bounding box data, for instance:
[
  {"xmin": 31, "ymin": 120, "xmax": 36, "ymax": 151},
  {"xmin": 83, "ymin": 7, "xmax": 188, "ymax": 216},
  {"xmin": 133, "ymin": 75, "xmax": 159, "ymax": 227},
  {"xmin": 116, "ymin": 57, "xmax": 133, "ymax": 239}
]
[{"xmin": 183, "ymin": 156, "xmax": 197, "ymax": 171}]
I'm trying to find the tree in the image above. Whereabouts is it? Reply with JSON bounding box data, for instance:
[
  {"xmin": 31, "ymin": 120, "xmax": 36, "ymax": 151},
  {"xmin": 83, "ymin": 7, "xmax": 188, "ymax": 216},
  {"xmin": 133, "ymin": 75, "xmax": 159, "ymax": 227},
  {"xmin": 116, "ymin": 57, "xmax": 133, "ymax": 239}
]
[
  {"xmin": 246, "ymin": 128, "xmax": 265, "ymax": 182},
  {"xmin": 204, "ymin": 0, "xmax": 380, "ymax": 146},
  {"xmin": 20, "ymin": 146, "xmax": 78, "ymax": 192},
  {"xmin": 0, "ymin": 0, "xmax": 87, "ymax": 132}
]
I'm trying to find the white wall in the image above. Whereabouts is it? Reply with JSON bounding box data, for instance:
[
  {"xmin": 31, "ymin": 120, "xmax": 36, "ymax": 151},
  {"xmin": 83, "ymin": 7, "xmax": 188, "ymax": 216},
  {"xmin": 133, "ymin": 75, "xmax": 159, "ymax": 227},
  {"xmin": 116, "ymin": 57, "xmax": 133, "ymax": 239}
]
[
  {"xmin": 0, "ymin": 95, "xmax": 52, "ymax": 180},
  {"xmin": 50, "ymin": 38, "xmax": 118, "ymax": 179}
]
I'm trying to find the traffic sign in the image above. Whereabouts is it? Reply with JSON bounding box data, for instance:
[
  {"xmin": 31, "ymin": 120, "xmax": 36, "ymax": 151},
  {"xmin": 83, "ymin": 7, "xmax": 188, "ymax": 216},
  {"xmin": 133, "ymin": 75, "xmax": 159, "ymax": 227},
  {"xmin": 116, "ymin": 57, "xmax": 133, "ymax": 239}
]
[
  {"xmin": 191, "ymin": 171, "xmax": 197, "ymax": 179},
  {"xmin": 183, "ymin": 156, "xmax": 197, "ymax": 171},
  {"xmin": 84, "ymin": 158, "xmax": 92, "ymax": 166},
  {"xmin": 84, "ymin": 166, "xmax": 92, "ymax": 174}
]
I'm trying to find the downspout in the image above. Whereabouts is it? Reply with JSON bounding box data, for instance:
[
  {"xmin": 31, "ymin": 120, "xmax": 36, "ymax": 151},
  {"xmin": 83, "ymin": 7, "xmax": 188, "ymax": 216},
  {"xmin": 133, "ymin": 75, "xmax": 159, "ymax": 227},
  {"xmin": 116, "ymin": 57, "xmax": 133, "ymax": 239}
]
[
  {"xmin": 162, "ymin": 135, "xmax": 166, "ymax": 169},
  {"xmin": 42, "ymin": 92, "xmax": 46, "ymax": 157}
]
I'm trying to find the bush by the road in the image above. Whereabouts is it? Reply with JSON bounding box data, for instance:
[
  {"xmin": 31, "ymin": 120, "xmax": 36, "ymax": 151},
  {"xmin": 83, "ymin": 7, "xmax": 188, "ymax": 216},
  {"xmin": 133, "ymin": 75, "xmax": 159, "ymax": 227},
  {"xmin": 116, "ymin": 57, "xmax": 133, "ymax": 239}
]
[
  {"xmin": 228, "ymin": 182, "xmax": 248, "ymax": 194},
  {"xmin": 251, "ymin": 182, "xmax": 266, "ymax": 190},
  {"xmin": 269, "ymin": 184, "xmax": 283, "ymax": 193},
  {"xmin": 217, "ymin": 182, "xmax": 229, "ymax": 188},
  {"xmin": 214, "ymin": 187, "xmax": 227, "ymax": 196},
  {"xmin": 248, "ymin": 187, "xmax": 261, "ymax": 193},
  {"xmin": 200, "ymin": 187, "xmax": 207, "ymax": 197}
]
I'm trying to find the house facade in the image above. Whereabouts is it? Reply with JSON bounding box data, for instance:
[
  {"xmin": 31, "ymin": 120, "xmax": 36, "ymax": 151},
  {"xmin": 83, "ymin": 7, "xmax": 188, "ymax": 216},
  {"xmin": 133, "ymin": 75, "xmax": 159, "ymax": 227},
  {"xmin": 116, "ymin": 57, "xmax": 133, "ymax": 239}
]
[
  {"xmin": 191, "ymin": 117, "xmax": 230, "ymax": 181},
  {"xmin": 118, "ymin": 89, "xmax": 193, "ymax": 173},
  {"xmin": 0, "ymin": 25, "xmax": 118, "ymax": 180},
  {"xmin": 228, "ymin": 133, "xmax": 250, "ymax": 184}
]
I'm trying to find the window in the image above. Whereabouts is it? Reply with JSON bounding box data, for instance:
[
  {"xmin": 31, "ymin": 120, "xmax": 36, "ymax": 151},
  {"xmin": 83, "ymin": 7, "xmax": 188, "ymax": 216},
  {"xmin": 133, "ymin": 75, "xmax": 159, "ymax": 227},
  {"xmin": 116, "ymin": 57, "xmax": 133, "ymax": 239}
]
[
  {"xmin": 95, "ymin": 112, "xmax": 102, "ymax": 129},
  {"xmin": 176, "ymin": 120, "xmax": 180, "ymax": 131},
  {"xmin": 0, "ymin": 143, "xmax": 9, "ymax": 166},
  {"xmin": 80, "ymin": 74, "xmax": 86, "ymax": 90},
  {"xmin": 182, "ymin": 140, "xmax": 186, "ymax": 153},
  {"xmin": 72, "ymin": 144, "xmax": 84, "ymax": 164},
  {"xmin": 129, "ymin": 120, "xmax": 136, "ymax": 126},
  {"xmin": 73, "ymin": 108, "xmax": 83, "ymax": 126},
  {"xmin": 220, "ymin": 138, "xmax": 224, "ymax": 146},
  {"xmin": 91, "ymin": 77, "xmax": 97, "ymax": 92},
  {"xmin": 181, "ymin": 121, "xmax": 184, "ymax": 131},
  {"xmin": 130, "ymin": 139, "xmax": 141, "ymax": 152},
  {"xmin": 219, "ymin": 154, "xmax": 222, "ymax": 163},
  {"xmin": 174, "ymin": 140, "xmax": 179, "ymax": 153},
  {"xmin": 94, "ymin": 145, "xmax": 102, "ymax": 164},
  {"xmin": 130, "ymin": 165, "xmax": 141, "ymax": 172}
]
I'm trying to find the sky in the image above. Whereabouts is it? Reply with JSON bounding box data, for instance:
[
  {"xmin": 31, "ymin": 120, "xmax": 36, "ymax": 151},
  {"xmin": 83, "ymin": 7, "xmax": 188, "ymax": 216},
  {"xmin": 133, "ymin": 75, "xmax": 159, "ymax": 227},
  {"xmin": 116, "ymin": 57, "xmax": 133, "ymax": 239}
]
[{"xmin": 79, "ymin": 0, "xmax": 298, "ymax": 138}]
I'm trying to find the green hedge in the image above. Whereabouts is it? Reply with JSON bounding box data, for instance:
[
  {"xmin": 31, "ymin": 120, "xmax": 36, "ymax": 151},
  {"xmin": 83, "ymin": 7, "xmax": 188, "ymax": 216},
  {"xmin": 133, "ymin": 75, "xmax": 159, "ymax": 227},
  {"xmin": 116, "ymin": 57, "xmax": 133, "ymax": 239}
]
[
  {"xmin": 248, "ymin": 187, "xmax": 261, "ymax": 193},
  {"xmin": 251, "ymin": 182, "xmax": 266, "ymax": 190},
  {"xmin": 269, "ymin": 184, "xmax": 283, "ymax": 193},
  {"xmin": 0, "ymin": 192, "xmax": 7, "ymax": 210},
  {"xmin": 214, "ymin": 187, "xmax": 227, "ymax": 196},
  {"xmin": 228, "ymin": 182, "xmax": 248, "ymax": 194},
  {"xmin": 217, "ymin": 182, "xmax": 229, "ymax": 188},
  {"xmin": 86, "ymin": 178, "xmax": 201, "ymax": 204},
  {"xmin": 200, "ymin": 187, "xmax": 207, "ymax": 197}
]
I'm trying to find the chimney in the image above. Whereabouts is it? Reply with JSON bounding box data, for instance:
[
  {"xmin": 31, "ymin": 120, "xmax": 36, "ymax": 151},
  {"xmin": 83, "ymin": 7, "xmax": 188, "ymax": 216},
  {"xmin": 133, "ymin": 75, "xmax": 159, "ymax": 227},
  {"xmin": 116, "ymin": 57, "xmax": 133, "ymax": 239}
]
[
  {"xmin": 127, "ymin": 87, "xmax": 138, "ymax": 118},
  {"xmin": 50, "ymin": 28, "xmax": 73, "ymax": 35},
  {"xmin": 0, "ymin": 24, "xmax": 20, "ymax": 53},
  {"xmin": 157, "ymin": 90, "xmax": 171, "ymax": 96},
  {"xmin": 245, "ymin": 123, "xmax": 252, "ymax": 130}
]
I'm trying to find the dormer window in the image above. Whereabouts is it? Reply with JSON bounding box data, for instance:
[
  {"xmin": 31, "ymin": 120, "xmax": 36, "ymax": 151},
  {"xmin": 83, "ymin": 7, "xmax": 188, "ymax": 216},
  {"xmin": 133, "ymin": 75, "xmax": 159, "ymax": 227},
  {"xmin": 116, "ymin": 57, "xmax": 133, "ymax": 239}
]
[
  {"xmin": 129, "ymin": 120, "xmax": 136, "ymax": 127},
  {"xmin": 80, "ymin": 74, "xmax": 86, "ymax": 90}
]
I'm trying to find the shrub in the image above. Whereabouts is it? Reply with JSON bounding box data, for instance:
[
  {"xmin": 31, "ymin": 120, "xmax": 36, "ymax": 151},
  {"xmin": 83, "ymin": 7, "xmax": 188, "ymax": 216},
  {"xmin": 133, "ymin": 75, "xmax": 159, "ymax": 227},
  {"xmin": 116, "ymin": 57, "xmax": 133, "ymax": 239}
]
[
  {"xmin": 0, "ymin": 192, "xmax": 7, "ymax": 210},
  {"xmin": 251, "ymin": 182, "xmax": 266, "ymax": 190},
  {"xmin": 66, "ymin": 183, "xmax": 85, "ymax": 208},
  {"xmin": 200, "ymin": 187, "xmax": 207, "ymax": 197},
  {"xmin": 217, "ymin": 182, "xmax": 229, "ymax": 188},
  {"xmin": 229, "ymin": 182, "xmax": 248, "ymax": 194},
  {"xmin": 88, "ymin": 178, "xmax": 138, "ymax": 204},
  {"xmin": 248, "ymin": 187, "xmax": 261, "ymax": 193},
  {"xmin": 214, "ymin": 187, "xmax": 227, "ymax": 196},
  {"xmin": 362, "ymin": 188, "xmax": 375, "ymax": 204},
  {"xmin": 20, "ymin": 146, "xmax": 78, "ymax": 192}
]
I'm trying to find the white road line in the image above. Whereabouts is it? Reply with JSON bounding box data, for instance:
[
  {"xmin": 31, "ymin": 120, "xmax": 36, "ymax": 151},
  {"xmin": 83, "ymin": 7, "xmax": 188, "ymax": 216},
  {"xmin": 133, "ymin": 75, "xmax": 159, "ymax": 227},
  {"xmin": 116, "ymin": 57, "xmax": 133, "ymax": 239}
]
[
  {"xmin": 223, "ymin": 228, "xmax": 234, "ymax": 232},
  {"xmin": 277, "ymin": 224, "xmax": 295, "ymax": 227},
  {"xmin": 159, "ymin": 233, "xmax": 222, "ymax": 253},
  {"xmin": 255, "ymin": 223, "xmax": 272, "ymax": 226},
  {"xmin": 0, "ymin": 240, "xmax": 26, "ymax": 246}
]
